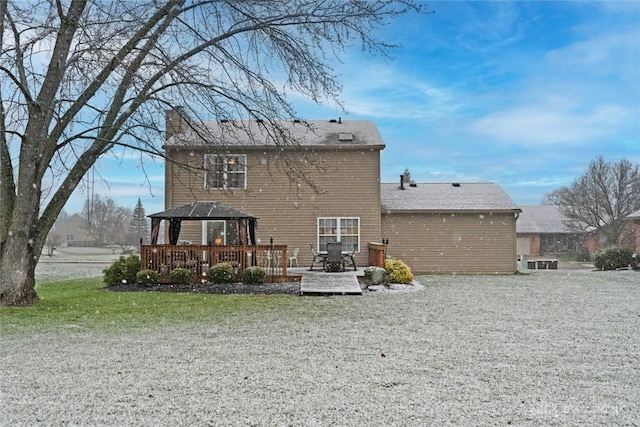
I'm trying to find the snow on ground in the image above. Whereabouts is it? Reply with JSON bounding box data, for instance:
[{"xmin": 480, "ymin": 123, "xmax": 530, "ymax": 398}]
[
  {"xmin": 2, "ymin": 270, "xmax": 639, "ymax": 425},
  {"xmin": 36, "ymin": 246, "xmax": 125, "ymax": 283}
]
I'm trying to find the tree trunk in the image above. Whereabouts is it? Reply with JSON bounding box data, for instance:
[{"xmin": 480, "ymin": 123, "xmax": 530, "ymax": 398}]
[{"xmin": 0, "ymin": 233, "xmax": 38, "ymax": 306}]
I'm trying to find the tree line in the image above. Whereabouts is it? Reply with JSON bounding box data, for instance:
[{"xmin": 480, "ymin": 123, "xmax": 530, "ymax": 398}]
[{"xmin": 44, "ymin": 198, "xmax": 149, "ymax": 256}]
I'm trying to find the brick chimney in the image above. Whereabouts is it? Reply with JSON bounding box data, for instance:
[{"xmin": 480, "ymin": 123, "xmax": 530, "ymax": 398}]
[{"xmin": 165, "ymin": 107, "xmax": 189, "ymax": 140}]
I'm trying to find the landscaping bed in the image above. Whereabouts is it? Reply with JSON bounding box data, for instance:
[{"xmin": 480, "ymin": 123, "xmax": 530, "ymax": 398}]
[{"xmin": 106, "ymin": 280, "xmax": 301, "ymax": 295}]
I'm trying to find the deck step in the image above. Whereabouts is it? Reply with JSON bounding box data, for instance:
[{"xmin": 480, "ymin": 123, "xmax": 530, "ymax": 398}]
[{"xmin": 298, "ymin": 269, "xmax": 362, "ymax": 296}]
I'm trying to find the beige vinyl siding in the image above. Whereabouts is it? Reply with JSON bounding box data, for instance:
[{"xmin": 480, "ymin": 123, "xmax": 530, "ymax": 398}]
[
  {"xmin": 381, "ymin": 211, "xmax": 518, "ymax": 274},
  {"xmin": 165, "ymin": 146, "xmax": 382, "ymax": 268}
]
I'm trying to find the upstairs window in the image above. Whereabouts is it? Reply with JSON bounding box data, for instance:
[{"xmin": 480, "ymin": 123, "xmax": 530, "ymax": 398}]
[{"xmin": 205, "ymin": 154, "xmax": 246, "ymax": 189}]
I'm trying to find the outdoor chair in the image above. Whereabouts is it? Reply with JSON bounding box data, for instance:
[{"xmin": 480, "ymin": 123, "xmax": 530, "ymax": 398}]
[
  {"xmin": 264, "ymin": 250, "xmax": 280, "ymax": 269},
  {"xmin": 288, "ymin": 247, "xmax": 300, "ymax": 267},
  {"xmin": 325, "ymin": 241, "xmax": 344, "ymax": 272},
  {"xmin": 309, "ymin": 243, "xmax": 326, "ymax": 271},
  {"xmin": 342, "ymin": 245, "xmax": 357, "ymax": 271}
]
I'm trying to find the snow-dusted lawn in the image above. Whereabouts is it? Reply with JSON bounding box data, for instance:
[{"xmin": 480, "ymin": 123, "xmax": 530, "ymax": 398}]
[
  {"xmin": 36, "ymin": 246, "xmax": 124, "ymax": 283},
  {"xmin": 2, "ymin": 270, "xmax": 639, "ymax": 425}
]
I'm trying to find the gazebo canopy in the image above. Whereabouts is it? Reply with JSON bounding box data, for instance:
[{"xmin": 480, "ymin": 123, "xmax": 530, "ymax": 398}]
[{"xmin": 148, "ymin": 201, "xmax": 257, "ymax": 245}]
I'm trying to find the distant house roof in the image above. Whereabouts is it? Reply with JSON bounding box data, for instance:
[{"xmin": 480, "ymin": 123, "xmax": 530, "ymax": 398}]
[
  {"xmin": 627, "ymin": 209, "xmax": 640, "ymax": 220},
  {"xmin": 380, "ymin": 182, "xmax": 520, "ymax": 213},
  {"xmin": 148, "ymin": 201, "xmax": 256, "ymax": 220},
  {"xmin": 165, "ymin": 119, "xmax": 384, "ymax": 148},
  {"xmin": 516, "ymin": 205, "xmax": 572, "ymax": 234}
]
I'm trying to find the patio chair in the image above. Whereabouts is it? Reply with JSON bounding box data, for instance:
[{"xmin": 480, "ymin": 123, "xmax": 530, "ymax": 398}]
[
  {"xmin": 288, "ymin": 247, "xmax": 300, "ymax": 267},
  {"xmin": 325, "ymin": 241, "xmax": 344, "ymax": 272},
  {"xmin": 309, "ymin": 243, "xmax": 326, "ymax": 271},
  {"xmin": 342, "ymin": 245, "xmax": 357, "ymax": 271},
  {"xmin": 264, "ymin": 250, "xmax": 280, "ymax": 269}
]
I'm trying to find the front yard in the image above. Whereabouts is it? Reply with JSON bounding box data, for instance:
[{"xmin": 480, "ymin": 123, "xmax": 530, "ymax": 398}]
[{"xmin": 1, "ymin": 270, "xmax": 638, "ymax": 425}]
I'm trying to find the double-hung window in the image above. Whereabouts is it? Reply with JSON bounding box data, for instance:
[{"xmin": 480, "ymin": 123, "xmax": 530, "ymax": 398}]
[
  {"xmin": 204, "ymin": 154, "xmax": 246, "ymax": 189},
  {"xmin": 317, "ymin": 217, "xmax": 359, "ymax": 252}
]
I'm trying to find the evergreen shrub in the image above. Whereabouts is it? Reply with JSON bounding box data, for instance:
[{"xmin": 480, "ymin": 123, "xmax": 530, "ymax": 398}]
[
  {"xmin": 576, "ymin": 246, "xmax": 591, "ymax": 262},
  {"xmin": 169, "ymin": 268, "xmax": 192, "ymax": 284},
  {"xmin": 593, "ymin": 246, "xmax": 633, "ymax": 271},
  {"xmin": 136, "ymin": 269, "xmax": 159, "ymax": 286},
  {"xmin": 384, "ymin": 259, "xmax": 414, "ymax": 284},
  {"xmin": 242, "ymin": 267, "xmax": 266, "ymax": 285},
  {"xmin": 103, "ymin": 255, "xmax": 140, "ymax": 285},
  {"xmin": 208, "ymin": 262, "xmax": 236, "ymax": 284}
]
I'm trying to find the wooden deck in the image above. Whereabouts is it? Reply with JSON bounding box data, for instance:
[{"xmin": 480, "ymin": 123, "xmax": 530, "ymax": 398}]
[
  {"xmin": 294, "ymin": 268, "xmax": 362, "ymax": 296},
  {"xmin": 140, "ymin": 244, "xmax": 288, "ymax": 283}
]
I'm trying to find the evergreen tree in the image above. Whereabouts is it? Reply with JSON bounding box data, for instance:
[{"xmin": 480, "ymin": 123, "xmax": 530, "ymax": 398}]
[{"xmin": 128, "ymin": 199, "xmax": 149, "ymax": 243}]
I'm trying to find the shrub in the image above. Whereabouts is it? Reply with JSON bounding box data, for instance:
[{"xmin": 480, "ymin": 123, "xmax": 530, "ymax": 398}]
[
  {"xmin": 208, "ymin": 262, "xmax": 236, "ymax": 284},
  {"xmin": 242, "ymin": 266, "xmax": 266, "ymax": 285},
  {"xmin": 576, "ymin": 246, "xmax": 591, "ymax": 262},
  {"xmin": 136, "ymin": 269, "xmax": 159, "ymax": 286},
  {"xmin": 103, "ymin": 255, "xmax": 140, "ymax": 285},
  {"xmin": 593, "ymin": 246, "xmax": 633, "ymax": 271},
  {"xmin": 363, "ymin": 266, "xmax": 389, "ymax": 286},
  {"xmin": 169, "ymin": 268, "xmax": 193, "ymax": 284},
  {"xmin": 384, "ymin": 259, "xmax": 413, "ymax": 284}
]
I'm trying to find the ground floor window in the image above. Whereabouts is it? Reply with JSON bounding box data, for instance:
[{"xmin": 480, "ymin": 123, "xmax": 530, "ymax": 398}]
[
  {"xmin": 540, "ymin": 233, "xmax": 581, "ymax": 255},
  {"xmin": 317, "ymin": 217, "xmax": 359, "ymax": 252}
]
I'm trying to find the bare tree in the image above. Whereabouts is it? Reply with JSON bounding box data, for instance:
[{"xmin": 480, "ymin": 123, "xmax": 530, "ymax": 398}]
[
  {"xmin": 544, "ymin": 156, "xmax": 640, "ymax": 246},
  {"xmin": 0, "ymin": 0, "xmax": 424, "ymax": 305},
  {"xmin": 81, "ymin": 195, "xmax": 131, "ymax": 247},
  {"xmin": 44, "ymin": 233, "xmax": 61, "ymax": 257}
]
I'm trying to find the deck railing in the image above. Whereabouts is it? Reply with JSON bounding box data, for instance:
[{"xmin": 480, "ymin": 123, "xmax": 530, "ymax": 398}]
[{"xmin": 140, "ymin": 244, "xmax": 288, "ymax": 283}]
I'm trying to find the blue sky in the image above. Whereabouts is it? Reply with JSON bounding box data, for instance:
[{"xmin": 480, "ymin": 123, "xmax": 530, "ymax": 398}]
[{"xmin": 63, "ymin": 1, "xmax": 640, "ymax": 215}]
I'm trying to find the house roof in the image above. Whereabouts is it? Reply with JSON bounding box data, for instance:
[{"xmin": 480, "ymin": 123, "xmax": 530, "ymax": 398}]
[
  {"xmin": 516, "ymin": 205, "xmax": 572, "ymax": 234},
  {"xmin": 165, "ymin": 119, "xmax": 384, "ymax": 148},
  {"xmin": 627, "ymin": 209, "xmax": 640, "ymax": 220},
  {"xmin": 148, "ymin": 201, "xmax": 256, "ymax": 220},
  {"xmin": 380, "ymin": 182, "xmax": 520, "ymax": 213}
]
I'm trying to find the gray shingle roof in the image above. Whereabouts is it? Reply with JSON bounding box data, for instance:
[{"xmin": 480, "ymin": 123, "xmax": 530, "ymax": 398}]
[
  {"xmin": 381, "ymin": 182, "xmax": 520, "ymax": 212},
  {"xmin": 515, "ymin": 205, "xmax": 571, "ymax": 233},
  {"xmin": 166, "ymin": 119, "xmax": 384, "ymax": 147},
  {"xmin": 627, "ymin": 209, "xmax": 640, "ymax": 219}
]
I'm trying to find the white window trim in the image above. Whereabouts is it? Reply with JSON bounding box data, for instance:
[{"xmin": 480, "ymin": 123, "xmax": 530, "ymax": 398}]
[
  {"xmin": 204, "ymin": 154, "xmax": 247, "ymax": 189},
  {"xmin": 317, "ymin": 217, "xmax": 360, "ymax": 252},
  {"xmin": 202, "ymin": 220, "xmax": 226, "ymax": 245}
]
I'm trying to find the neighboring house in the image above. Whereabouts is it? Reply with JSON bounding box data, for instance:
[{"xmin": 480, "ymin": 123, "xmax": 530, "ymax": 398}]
[
  {"xmin": 51, "ymin": 213, "xmax": 99, "ymax": 247},
  {"xmin": 381, "ymin": 182, "xmax": 520, "ymax": 273},
  {"xmin": 626, "ymin": 209, "xmax": 640, "ymax": 252},
  {"xmin": 163, "ymin": 111, "xmax": 520, "ymax": 274},
  {"xmin": 517, "ymin": 205, "xmax": 639, "ymax": 256},
  {"xmin": 516, "ymin": 205, "xmax": 583, "ymax": 257}
]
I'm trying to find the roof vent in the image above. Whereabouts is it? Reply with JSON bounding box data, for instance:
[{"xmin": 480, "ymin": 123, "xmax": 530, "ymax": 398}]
[
  {"xmin": 338, "ymin": 133, "xmax": 353, "ymax": 141},
  {"xmin": 452, "ymin": 183, "xmax": 461, "ymax": 187}
]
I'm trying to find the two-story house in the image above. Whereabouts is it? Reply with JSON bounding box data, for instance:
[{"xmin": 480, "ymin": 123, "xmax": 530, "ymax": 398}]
[
  {"xmin": 163, "ymin": 111, "xmax": 383, "ymax": 270},
  {"xmin": 161, "ymin": 110, "xmax": 520, "ymax": 274}
]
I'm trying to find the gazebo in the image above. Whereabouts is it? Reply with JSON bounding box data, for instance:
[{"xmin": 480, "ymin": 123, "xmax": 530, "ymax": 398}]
[
  {"xmin": 148, "ymin": 201, "xmax": 258, "ymax": 246},
  {"xmin": 141, "ymin": 201, "xmax": 288, "ymax": 283}
]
